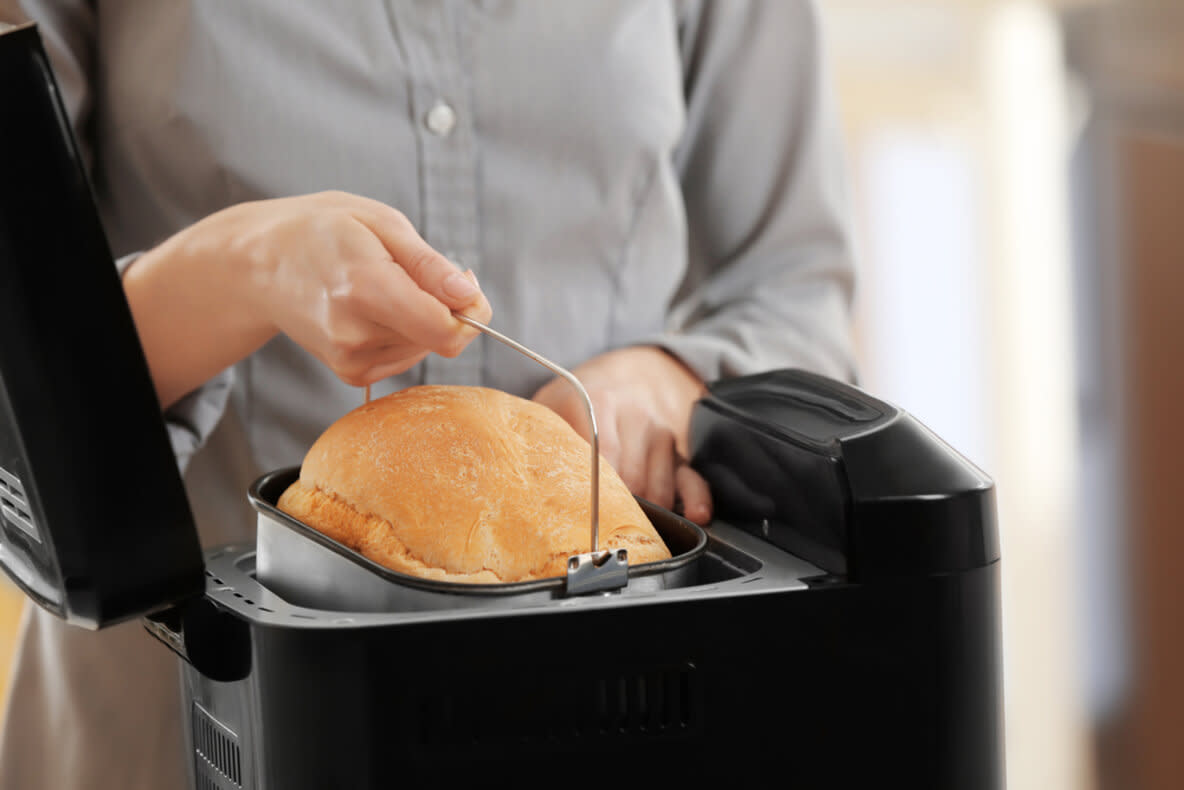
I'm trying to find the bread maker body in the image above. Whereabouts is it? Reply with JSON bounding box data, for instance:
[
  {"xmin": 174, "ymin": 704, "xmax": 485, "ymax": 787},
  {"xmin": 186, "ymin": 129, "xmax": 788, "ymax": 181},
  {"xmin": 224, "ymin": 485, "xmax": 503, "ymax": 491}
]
[
  {"xmin": 156, "ymin": 508, "xmax": 1002, "ymax": 788},
  {"xmin": 0, "ymin": 23, "xmax": 1005, "ymax": 790}
]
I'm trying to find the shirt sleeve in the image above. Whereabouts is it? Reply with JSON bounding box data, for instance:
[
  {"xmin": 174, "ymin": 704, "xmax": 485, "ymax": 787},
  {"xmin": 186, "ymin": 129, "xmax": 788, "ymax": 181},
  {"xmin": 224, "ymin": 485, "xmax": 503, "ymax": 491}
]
[{"xmin": 650, "ymin": 0, "xmax": 858, "ymax": 384}]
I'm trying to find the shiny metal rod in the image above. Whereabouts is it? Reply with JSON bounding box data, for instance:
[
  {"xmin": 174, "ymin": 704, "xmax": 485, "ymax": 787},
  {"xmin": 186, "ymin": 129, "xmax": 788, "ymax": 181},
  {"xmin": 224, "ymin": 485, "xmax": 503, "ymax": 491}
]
[{"xmin": 453, "ymin": 312, "xmax": 601, "ymax": 552}]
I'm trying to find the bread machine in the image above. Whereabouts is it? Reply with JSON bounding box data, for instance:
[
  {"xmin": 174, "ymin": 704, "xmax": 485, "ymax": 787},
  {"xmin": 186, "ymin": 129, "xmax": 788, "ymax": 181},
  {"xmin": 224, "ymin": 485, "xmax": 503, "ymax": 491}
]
[{"xmin": 0, "ymin": 23, "xmax": 1004, "ymax": 789}]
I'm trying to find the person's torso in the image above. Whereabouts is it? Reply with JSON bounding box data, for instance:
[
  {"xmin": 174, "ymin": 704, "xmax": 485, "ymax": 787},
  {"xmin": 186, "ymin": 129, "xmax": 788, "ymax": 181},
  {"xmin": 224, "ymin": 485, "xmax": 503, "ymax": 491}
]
[{"xmin": 86, "ymin": 0, "xmax": 693, "ymax": 542}]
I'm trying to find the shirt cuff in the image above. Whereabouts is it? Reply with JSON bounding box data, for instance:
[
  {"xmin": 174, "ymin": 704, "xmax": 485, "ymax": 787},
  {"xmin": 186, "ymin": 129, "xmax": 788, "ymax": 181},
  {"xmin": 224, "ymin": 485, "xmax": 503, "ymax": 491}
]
[
  {"xmin": 164, "ymin": 369, "xmax": 234, "ymax": 473},
  {"xmin": 115, "ymin": 250, "xmax": 142, "ymax": 276}
]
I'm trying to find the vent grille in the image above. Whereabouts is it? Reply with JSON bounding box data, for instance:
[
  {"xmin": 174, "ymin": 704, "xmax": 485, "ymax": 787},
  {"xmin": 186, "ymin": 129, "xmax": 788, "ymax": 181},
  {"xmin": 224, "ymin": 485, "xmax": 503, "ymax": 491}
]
[
  {"xmin": 417, "ymin": 662, "xmax": 701, "ymax": 747},
  {"xmin": 192, "ymin": 703, "xmax": 242, "ymax": 790},
  {"xmin": 593, "ymin": 666, "xmax": 698, "ymax": 735},
  {"xmin": 0, "ymin": 465, "xmax": 40, "ymax": 543}
]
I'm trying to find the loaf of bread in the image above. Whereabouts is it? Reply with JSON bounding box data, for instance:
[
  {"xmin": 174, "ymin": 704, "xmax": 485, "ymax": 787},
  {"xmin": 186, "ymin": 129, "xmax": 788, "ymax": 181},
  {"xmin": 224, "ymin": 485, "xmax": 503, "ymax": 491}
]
[{"xmin": 277, "ymin": 385, "xmax": 671, "ymax": 583}]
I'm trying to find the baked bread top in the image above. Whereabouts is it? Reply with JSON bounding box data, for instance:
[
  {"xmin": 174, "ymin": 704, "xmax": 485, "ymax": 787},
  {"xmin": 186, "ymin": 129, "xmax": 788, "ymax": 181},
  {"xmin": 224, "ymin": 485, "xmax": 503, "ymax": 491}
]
[{"xmin": 277, "ymin": 385, "xmax": 671, "ymax": 583}]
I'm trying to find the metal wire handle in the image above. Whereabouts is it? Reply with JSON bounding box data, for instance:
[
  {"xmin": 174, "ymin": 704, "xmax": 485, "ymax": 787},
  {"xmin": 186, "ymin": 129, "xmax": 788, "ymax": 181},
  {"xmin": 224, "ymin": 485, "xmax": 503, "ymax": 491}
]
[{"xmin": 452, "ymin": 312, "xmax": 602, "ymax": 553}]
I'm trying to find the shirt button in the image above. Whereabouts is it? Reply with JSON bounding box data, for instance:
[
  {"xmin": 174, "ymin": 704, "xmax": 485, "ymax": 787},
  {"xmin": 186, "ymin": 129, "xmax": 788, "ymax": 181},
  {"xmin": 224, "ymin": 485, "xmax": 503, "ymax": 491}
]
[{"xmin": 425, "ymin": 101, "xmax": 457, "ymax": 137}]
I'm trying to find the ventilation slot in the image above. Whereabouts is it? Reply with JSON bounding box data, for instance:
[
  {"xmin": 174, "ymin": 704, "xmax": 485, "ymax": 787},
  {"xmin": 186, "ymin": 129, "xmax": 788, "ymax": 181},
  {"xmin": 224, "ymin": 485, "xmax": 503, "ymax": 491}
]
[
  {"xmin": 0, "ymin": 464, "xmax": 40, "ymax": 543},
  {"xmin": 192, "ymin": 703, "xmax": 242, "ymax": 790},
  {"xmin": 416, "ymin": 662, "xmax": 700, "ymax": 748},
  {"xmin": 595, "ymin": 665, "xmax": 698, "ymax": 735}
]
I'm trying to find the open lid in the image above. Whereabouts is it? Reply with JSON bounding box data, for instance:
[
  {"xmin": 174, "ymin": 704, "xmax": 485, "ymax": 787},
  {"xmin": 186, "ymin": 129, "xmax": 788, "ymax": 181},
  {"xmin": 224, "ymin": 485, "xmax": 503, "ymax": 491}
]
[{"xmin": 0, "ymin": 23, "xmax": 204, "ymax": 628}]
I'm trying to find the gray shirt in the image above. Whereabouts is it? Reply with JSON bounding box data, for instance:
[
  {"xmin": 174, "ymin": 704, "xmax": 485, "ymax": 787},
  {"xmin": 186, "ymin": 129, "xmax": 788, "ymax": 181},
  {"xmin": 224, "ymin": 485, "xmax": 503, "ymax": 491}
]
[{"xmin": 0, "ymin": 2, "xmax": 855, "ymax": 788}]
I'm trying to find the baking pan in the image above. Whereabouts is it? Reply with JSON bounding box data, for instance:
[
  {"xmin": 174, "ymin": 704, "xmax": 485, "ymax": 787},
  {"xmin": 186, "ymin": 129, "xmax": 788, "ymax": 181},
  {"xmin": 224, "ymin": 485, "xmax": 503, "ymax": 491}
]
[{"xmin": 250, "ymin": 467, "xmax": 708, "ymax": 612}]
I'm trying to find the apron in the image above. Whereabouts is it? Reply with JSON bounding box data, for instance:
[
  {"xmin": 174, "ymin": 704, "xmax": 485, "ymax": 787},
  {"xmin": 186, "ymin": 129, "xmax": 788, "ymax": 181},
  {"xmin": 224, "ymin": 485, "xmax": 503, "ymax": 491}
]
[{"xmin": 0, "ymin": 607, "xmax": 187, "ymax": 789}]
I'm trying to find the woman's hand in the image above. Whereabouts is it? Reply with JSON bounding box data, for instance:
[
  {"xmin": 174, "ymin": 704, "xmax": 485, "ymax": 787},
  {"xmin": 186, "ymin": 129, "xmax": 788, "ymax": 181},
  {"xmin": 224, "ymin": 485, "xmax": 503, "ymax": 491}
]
[
  {"xmin": 532, "ymin": 347, "xmax": 712, "ymax": 525},
  {"xmin": 124, "ymin": 191, "xmax": 490, "ymax": 408}
]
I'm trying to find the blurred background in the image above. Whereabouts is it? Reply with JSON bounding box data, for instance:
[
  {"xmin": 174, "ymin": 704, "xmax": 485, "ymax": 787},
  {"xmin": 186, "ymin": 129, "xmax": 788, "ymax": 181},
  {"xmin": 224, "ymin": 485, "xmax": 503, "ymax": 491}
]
[
  {"xmin": 821, "ymin": 1, "xmax": 1181, "ymax": 788},
  {"xmin": 1, "ymin": 1, "xmax": 1181, "ymax": 788}
]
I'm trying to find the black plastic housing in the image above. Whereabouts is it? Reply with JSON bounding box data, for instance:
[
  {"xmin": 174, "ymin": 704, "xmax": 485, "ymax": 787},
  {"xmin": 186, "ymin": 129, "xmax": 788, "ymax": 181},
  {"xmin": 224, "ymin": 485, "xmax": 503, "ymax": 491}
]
[
  {"xmin": 0, "ymin": 24, "xmax": 204, "ymax": 627},
  {"xmin": 154, "ymin": 544, "xmax": 1003, "ymax": 789},
  {"xmin": 144, "ymin": 370, "xmax": 1004, "ymax": 788},
  {"xmin": 690, "ymin": 370, "xmax": 998, "ymax": 580}
]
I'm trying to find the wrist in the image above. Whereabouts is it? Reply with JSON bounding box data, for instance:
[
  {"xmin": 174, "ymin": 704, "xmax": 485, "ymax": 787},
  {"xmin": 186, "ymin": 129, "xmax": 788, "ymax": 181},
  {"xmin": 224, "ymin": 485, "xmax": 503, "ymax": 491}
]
[{"xmin": 627, "ymin": 345, "xmax": 704, "ymax": 394}]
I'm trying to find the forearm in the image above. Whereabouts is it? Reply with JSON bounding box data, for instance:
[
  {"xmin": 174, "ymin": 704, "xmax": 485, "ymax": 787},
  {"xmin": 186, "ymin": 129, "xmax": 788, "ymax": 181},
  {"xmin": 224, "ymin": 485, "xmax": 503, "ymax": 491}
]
[{"xmin": 123, "ymin": 220, "xmax": 275, "ymax": 410}]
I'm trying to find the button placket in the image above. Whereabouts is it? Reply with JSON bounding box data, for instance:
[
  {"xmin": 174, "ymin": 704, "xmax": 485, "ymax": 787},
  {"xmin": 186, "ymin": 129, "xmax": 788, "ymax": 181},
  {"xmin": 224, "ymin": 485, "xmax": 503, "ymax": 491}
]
[{"xmin": 395, "ymin": 3, "xmax": 482, "ymax": 386}]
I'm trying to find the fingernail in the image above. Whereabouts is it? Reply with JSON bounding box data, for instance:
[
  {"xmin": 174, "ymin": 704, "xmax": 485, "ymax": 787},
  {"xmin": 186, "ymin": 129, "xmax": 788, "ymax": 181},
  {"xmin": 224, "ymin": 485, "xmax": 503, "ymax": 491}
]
[
  {"xmin": 464, "ymin": 269, "xmax": 479, "ymax": 287},
  {"xmin": 443, "ymin": 271, "xmax": 479, "ymax": 300}
]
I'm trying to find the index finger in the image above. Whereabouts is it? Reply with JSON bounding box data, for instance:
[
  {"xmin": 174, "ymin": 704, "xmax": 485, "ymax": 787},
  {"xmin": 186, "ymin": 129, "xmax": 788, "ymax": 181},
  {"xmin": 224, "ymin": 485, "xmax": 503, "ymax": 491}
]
[{"xmin": 354, "ymin": 203, "xmax": 490, "ymax": 316}]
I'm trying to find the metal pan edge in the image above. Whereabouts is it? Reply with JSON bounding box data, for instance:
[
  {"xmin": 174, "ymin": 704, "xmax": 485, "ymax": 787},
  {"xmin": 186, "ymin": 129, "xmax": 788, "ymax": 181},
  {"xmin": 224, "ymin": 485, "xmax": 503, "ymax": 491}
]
[{"xmin": 247, "ymin": 467, "xmax": 707, "ymax": 600}]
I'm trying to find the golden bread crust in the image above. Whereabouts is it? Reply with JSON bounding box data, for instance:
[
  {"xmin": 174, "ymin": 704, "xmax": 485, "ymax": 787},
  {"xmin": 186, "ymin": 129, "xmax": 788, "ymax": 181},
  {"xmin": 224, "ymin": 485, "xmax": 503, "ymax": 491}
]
[{"xmin": 276, "ymin": 385, "xmax": 671, "ymax": 583}]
